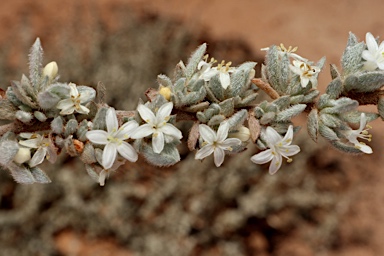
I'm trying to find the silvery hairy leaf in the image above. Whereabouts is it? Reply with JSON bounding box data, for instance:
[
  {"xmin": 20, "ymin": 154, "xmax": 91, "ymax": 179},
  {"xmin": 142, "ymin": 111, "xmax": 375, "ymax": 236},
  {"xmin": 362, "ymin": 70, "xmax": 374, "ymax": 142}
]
[
  {"xmin": 260, "ymin": 112, "xmax": 276, "ymax": 125},
  {"xmin": 157, "ymin": 74, "xmax": 173, "ymax": 88},
  {"xmin": 275, "ymin": 104, "xmax": 306, "ymax": 122},
  {"xmin": 307, "ymin": 109, "xmax": 319, "ymax": 142},
  {"xmin": 318, "ymin": 123, "xmax": 339, "ymax": 141},
  {"xmin": 182, "ymin": 101, "xmax": 210, "ymax": 113},
  {"xmin": 77, "ymin": 86, "xmax": 96, "ymax": 104},
  {"xmin": 234, "ymin": 93, "xmax": 258, "ymax": 108},
  {"xmin": 7, "ymin": 162, "xmax": 36, "ymax": 184},
  {"xmin": 219, "ymin": 98, "xmax": 235, "ymax": 117},
  {"xmin": 208, "ymin": 74, "xmax": 225, "ymax": 101},
  {"xmin": 265, "ymin": 45, "xmax": 280, "ymax": 91},
  {"xmin": 346, "ymin": 32, "xmax": 359, "ymax": 47},
  {"xmin": 319, "ymin": 113, "xmax": 342, "ymax": 128},
  {"xmin": 175, "ymin": 86, "xmax": 206, "ymax": 107},
  {"xmin": 227, "ymin": 109, "xmax": 247, "ymax": 129},
  {"xmin": 92, "ymin": 107, "xmax": 108, "ymax": 130},
  {"xmin": 37, "ymin": 90, "xmax": 60, "ymax": 109},
  {"xmin": 330, "ymin": 64, "xmax": 341, "ymax": 80},
  {"xmin": 344, "ymin": 72, "xmax": 384, "ymax": 92},
  {"xmin": 331, "ymin": 140, "xmax": 362, "ymax": 154},
  {"xmin": 321, "ymin": 97, "xmax": 358, "ymax": 114},
  {"xmin": 289, "ymin": 95, "xmax": 305, "ymax": 105},
  {"xmin": 34, "ymin": 111, "xmax": 47, "ymax": 122},
  {"xmin": 141, "ymin": 142, "xmax": 180, "ymax": 167},
  {"xmin": 80, "ymin": 142, "xmax": 97, "ymax": 164},
  {"xmin": 272, "ymin": 95, "xmax": 290, "ymax": 110},
  {"xmin": 341, "ymin": 111, "xmax": 379, "ymax": 123},
  {"xmin": 326, "ymin": 77, "xmax": 343, "ymax": 99},
  {"xmin": 64, "ymin": 119, "xmax": 78, "ymax": 137},
  {"xmin": 85, "ymin": 164, "xmax": 99, "ymax": 182},
  {"xmin": 11, "ymin": 81, "xmax": 38, "ymax": 108},
  {"xmin": 0, "ymin": 140, "xmax": 19, "ymax": 166},
  {"xmin": 341, "ymin": 42, "xmax": 364, "ymax": 75},
  {"xmin": 51, "ymin": 116, "xmax": 64, "ymax": 134},
  {"xmin": 29, "ymin": 38, "xmax": 43, "ymax": 91},
  {"xmin": 207, "ymin": 114, "xmax": 226, "ymax": 126},
  {"xmin": 279, "ymin": 53, "xmax": 290, "ymax": 92},
  {"xmin": 30, "ymin": 167, "xmax": 51, "ymax": 183},
  {"xmin": 77, "ymin": 119, "xmax": 91, "ymax": 141},
  {"xmin": 0, "ymin": 99, "xmax": 17, "ymax": 120},
  {"xmin": 229, "ymin": 62, "xmax": 257, "ymax": 97},
  {"xmin": 186, "ymin": 43, "xmax": 207, "ymax": 80},
  {"xmin": 21, "ymin": 74, "xmax": 36, "ymax": 101},
  {"xmin": 301, "ymin": 90, "xmax": 320, "ymax": 103}
]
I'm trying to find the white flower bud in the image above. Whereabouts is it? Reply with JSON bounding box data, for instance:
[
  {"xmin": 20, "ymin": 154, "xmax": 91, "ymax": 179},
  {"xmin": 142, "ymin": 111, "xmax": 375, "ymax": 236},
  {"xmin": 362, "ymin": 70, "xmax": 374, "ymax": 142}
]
[
  {"xmin": 42, "ymin": 61, "xmax": 58, "ymax": 80},
  {"xmin": 229, "ymin": 126, "xmax": 250, "ymax": 142},
  {"xmin": 13, "ymin": 148, "xmax": 31, "ymax": 164}
]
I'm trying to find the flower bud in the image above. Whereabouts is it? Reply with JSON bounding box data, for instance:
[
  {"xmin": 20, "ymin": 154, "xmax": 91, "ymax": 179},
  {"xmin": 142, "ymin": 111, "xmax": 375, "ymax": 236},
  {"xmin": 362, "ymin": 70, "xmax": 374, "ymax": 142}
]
[
  {"xmin": 42, "ymin": 61, "xmax": 58, "ymax": 80},
  {"xmin": 13, "ymin": 148, "xmax": 31, "ymax": 164},
  {"xmin": 229, "ymin": 126, "xmax": 250, "ymax": 142},
  {"xmin": 159, "ymin": 86, "xmax": 172, "ymax": 101}
]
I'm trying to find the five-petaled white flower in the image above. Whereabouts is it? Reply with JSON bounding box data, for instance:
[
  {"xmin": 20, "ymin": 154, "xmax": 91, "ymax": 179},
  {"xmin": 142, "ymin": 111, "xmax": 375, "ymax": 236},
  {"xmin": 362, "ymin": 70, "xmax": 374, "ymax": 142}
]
[
  {"xmin": 18, "ymin": 133, "xmax": 57, "ymax": 167},
  {"xmin": 345, "ymin": 113, "xmax": 373, "ymax": 154},
  {"xmin": 57, "ymin": 83, "xmax": 90, "ymax": 115},
  {"xmin": 195, "ymin": 121, "xmax": 242, "ymax": 167},
  {"xmin": 130, "ymin": 102, "xmax": 182, "ymax": 154},
  {"xmin": 86, "ymin": 107, "xmax": 138, "ymax": 169},
  {"xmin": 362, "ymin": 32, "xmax": 384, "ymax": 71},
  {"xmin": 289, "ymin": 60, "xmax": 320, "ymax": 88},
  {"xmin": 250, "ymin": 125, "xmax": 300, "ymax": 175}
]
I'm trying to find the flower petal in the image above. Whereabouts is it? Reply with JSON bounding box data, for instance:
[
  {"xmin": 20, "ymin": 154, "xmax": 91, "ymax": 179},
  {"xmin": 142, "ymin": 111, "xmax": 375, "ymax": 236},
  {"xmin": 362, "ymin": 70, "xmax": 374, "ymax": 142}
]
[
  {"xmin": 152, "ymin": 131, "xmax": 164, "ymax": 154},
  {"xmin": 195, "ymin": 144, "xmax": 214, "ymax": 160},
  {"xmin": 265, "ymin": 126, "xmax": 282, "ymax": 146},
  {"xmin": 116, "ymin": 120, "xmax": 139, "ymax": 139},
  {"xmin": 117, "ymin": 141, "xmax": 138, "ymax": 162},
  {"xmin": 366, "ymin": 32, "xmax": 378, "ymax": 52},
  {"xmin": 106, "ymin": 108, "xmax": 118, "ymax": 134},
  {"xmin": 56, "ymin": 99, "xmax": 73, "ymax": 110},
  {"xmin": 280, "ymin": 145, "xmax": 301, "ymax": 157},
  {"xmin": 158, "ymin": 123, "xmax": 182, "ymax": 140},
  {"xmin": 213, "ymin": 147, "xmax": 225, "ymax": 167},
  {"xmin": 300, "ymin": 76, "xmax": 309, "ymax": 87},
  {"xmin": 29, "ymin": 147, "xmax": 47, "ymax": 167},
  {"xmin": 98, "ymin": 169, "xmax": 107, "ymax": 186},
  {"xmin": 357, "ymin": 143, "xmax": 373, "ymax": 154},
  {"xmin": 199, "ymin": 124, "xmax": 216, "ymax": 144},
  {"xmin": 130, "ymin": 124, "xmax": 154, "ymax": 139},
  {"xmin": 77, "ymin": 105, "xmax": 90, "ymax": 115},
  {"xmin": 281, "ymin": 125, "xmax": 294, "ymax": 145},
  {"xmin": 86, "ymin": 130, "xmax": 108, "ymax": 145},
  {"xmin": 269, "ymin": 155, "xmax": 282, "ymax": 175},
  {"xmin": 156, "ymin": 102, "xmax": 173, "ymax": 124},
  {"xmin": 19, "ymin": 138, "xmax": 41, "ymax": 148},
  {"xmin": 137, "ymin": 104, "xmax": 156, "ymax": 124},
  {"xmin": 220, "ymin": 72, "xmax": 230, "ymax": 89},
  {"xmin": 216, "ymin": 122, "xmax": 229, "ymax": 142},
  {"xmin": 69, "ymin": 83, "xmax": 79, "ymax": 97},
  {"xmin": 219, "ymin": 138, "xmax": 242, "ymax": 149},
  {"xmin": 250, "ymin": 149, "xmax": 274, "ymax": 164},
  {"xmin": 102, "ymin": 143, "xmax": 117, "ymax": 169}
]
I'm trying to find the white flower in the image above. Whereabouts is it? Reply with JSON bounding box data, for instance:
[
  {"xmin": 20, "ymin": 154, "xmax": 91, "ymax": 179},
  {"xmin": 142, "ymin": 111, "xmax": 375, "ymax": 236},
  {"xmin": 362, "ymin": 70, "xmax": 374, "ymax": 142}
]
[
  {"xmin": 198, "ymin": 57, "xmax": 235, "ymax": 89},
  {"xmin": 345, "ymin": 113, "xmax": 373, "ymax": 154},
  {"xmin": 362, "ymin": 32, "xmax": 384, "ymax": 71},
  {"xmin": 198, "ymin": 56, "xmax": 218, "ymax": 82},
  {"xmin": 18, "ymin": 133, "xmax": 57, "ymax": 167},
  {"xmin": 261, "ymin": 43, "xmax": 308, "ymax": 62},
  {"xmin": 289, "ymin": 60, "xmax": 320, "ymax": 88},
  {"xmin": 130, "ymin": 102, "xmax": 182, "ymax": 154},
  {"xmin": 56, "ymin": 83, "xmax": 90, "ymax": 115},
  {"xmin": 250, "ymin": 125, "xmax": 300, "ymax": 175},
  {"xmin": 195, "ymin": 122, "xmax": 242, "ymax": 167},
  {"xmin": 86, "ymin": 107, "xmax": 138, "ymax": 169}
]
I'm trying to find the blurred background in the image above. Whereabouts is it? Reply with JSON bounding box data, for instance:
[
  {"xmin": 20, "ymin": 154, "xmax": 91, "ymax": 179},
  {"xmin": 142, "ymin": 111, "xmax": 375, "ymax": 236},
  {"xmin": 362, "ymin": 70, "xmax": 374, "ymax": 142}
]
[{"xmin": 0, "ymin": 0, "xmax": 384, "ymax": 255}]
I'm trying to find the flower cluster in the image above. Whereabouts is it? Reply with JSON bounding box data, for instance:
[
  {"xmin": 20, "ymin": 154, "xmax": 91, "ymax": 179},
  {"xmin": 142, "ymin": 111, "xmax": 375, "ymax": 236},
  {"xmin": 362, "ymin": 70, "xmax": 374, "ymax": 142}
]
[{"xmin": 0, "ymin": 31, "xmax": 380, "ymax": 185}]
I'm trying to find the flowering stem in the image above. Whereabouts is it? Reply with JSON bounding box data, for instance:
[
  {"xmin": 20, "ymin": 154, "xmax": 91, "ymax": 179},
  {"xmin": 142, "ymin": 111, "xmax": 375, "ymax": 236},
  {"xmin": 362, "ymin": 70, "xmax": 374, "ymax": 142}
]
[{"xmin": 251, "ymin": 78, "xmax": 280, "ymax": 99}]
